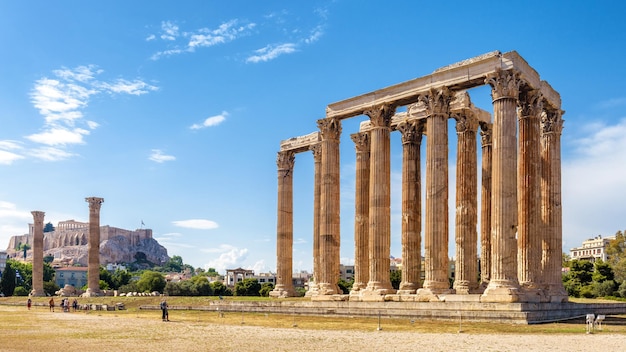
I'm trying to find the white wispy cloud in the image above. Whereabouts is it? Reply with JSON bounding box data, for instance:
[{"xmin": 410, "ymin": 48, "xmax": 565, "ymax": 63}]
[
  {"xmin": 149, "ymin": 149, "xmax": 176, "ymax": 163},
  {"xmin": 0, "ymin": 201, "xmax": 34, "ymax": 248},
  {"xmin": 28, "ymin": 147, "xmax": 76, "ymax": 162},
  {"xmin": 172, "ymin": 219, "xmax": 219, "ymax": 230},
  {"xmin": 0, "ymin": 141, "xmax": 24, "ymax": 165},
  {"xmin": 190, "ymin": 111, "xmax": 228, "ymax": 130},
  {"xmin": 150, "ymin": 20, "xmax": 256, "ymax": 60},
  {"xmin": 246, "ymin": 43, "xmax": 297, "ymax": 63},
  {"xmin": 160, "ymin": 21, "xmax": 179, "ymax": 41},
  {"xmin": 23, "ymin": 65, "xmax": 158, "ymax": 162},
  {"xmin": 202, "ymin": 244, "xmax": 249, "ymax": 274},
  {"xmin": 26, "ymin": 127, "xmax": 90, "ymax": 146}
]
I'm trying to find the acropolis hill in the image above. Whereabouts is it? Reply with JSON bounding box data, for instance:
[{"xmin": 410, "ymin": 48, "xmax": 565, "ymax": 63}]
[{"xmin": 6, "ymin": 219, "xmax": 169, "ymax": 267}]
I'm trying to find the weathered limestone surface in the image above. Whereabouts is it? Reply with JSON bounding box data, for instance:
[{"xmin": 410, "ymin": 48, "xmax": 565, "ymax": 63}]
[
  {"xmin": 479, "ymin": 123, "xmax": 493, "ymax": 289},
  {"xmin": 85, "ymin": 197, "xmax": 104, "ymax": 297},
  {"xmin": 306, "ymin": 143, "xmax": 322, "ymax": 297},
  {"xmin": 30, "ymin": 211, "xmax": 45, "ymax": 297},
  {"xmin": 271, "ymin": 151, "xmax": 296, "ymax": 298},
  {"xmin": 361, "ymin": 104, "xmax": 395, "ymax": 298},
  {"xmin": 350, "ymin": 132, "xmax": 370, "ymax": 294},
  {"xmin": 396, "ymin": 119, "xmax": 424, "ymax": 294}
]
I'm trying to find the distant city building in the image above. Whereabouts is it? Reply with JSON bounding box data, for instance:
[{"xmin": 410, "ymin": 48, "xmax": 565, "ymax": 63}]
[
  {"xmin": 0, "ymin": 250, "xmax": 6, "ymax": 274},
  {"xmin": 339, "ymin": 264, "xmax": 354, "ymax": 281},
  {"xmin": 570, "ymin": 235, "xmax": 615, "ymax": 262},
  {"xmin": 225, "ymin": 267, "xmax": 255, "ymax": 287},
  {"xmin": 55, "ymin": 266, "xmax": 88, "ymax": 289}
]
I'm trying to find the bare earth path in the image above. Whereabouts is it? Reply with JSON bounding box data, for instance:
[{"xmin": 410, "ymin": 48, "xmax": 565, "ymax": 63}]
[{"xmin": 3, "ymin": 306, "xmax": 626, "ymax": 352}]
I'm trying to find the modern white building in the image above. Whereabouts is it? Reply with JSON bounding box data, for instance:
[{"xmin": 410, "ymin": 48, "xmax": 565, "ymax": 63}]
[{"xmin": 570, "ymin": 235, "xmax": 614, "ymax": 262}]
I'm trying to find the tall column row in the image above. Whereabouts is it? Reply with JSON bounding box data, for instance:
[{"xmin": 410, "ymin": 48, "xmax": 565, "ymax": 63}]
[{"xmin": 274, "ymin": 71, "xmax": 566, "ymax": 303}]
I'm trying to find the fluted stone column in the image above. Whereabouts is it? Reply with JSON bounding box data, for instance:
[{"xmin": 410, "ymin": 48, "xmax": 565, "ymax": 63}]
[
  {"xmin": 541, "ymin": 109, "xmax": 568, "ymax": 302},
  {"xmin": 453, "ymin": 112, "xmax": 479, "ymax": 294},
  {"xmin": 350, "ymin": 132, "xmax": 370, "ymax": 294},
  {"xmin": 479, "ymin": 123, "xmax": 493, "ymax": 290},
  {"xmin": 271, "ymin": 151, "xmax": 296, "ymax": 298},
  {"xmin": 85, "ymin": 197, "xmax": 103, "ymax": 297},
  {"xmin": 30, "ymin": 211, "xmax": 45, "ymax": 297},
  {"xmin": 315, "ymin": 117, "xmax": 342, "ymax": 297},
  {"xmin": 482, "ymin": 68, "xmax": 521, "ymax": 302},
  {"xmin": 397, "ymin": 119, "xmax": 425, "ymax": 294},
  {"xmin": 306, "ymin": 143, "xmax": 322, "ymax": 296},
  {"xmin": 418, "ymin": 87, "xmax": 453, "ymax": 297},
  {"xmin": 517, "ymin": 88, "xmax": 544, "ymax": 301},
  {"xmin": 363, "ymin": 104, "xmax": 396, "ymax": 297}
]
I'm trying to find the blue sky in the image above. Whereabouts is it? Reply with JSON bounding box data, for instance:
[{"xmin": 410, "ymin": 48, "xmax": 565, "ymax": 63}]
[{"xmin": 1, "ymin": 1, "xmax": 625, "ymax": 274}]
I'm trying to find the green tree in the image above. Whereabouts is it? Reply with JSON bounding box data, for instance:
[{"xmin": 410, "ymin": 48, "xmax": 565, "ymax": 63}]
[
  {"xmin": 211, "ymin": 281, "xmax": 231, "ymax": 296},
  {"xmin": 136, "ymin": 271, "xmax": 166, "ymax": 293},
  {"xmin": 43, "ymin": 222, "xmax": 55, "ymax": 232},
  {"xmin": 0, "ymin": 261, "xmax": 16, "ymax": 296},
  {"xmin": 390, "ymin": 270, "xmax": 402, "ymax": 289},
  {"xmin": 43, "ymin": 280, "xmax": 60, "ymax": 296},
  {"xmin": 163, "ymin": 255, "xmax": 183, "ymax": 272},
  {"xmin": 337, "ymin": 278, "xmax": 353, "ymax": 294},
  {"xmin": 190, "ymin": 275, "xmax": 212, "ymax": 296},
  {"xmin": 259, "ymin": 283, "xmax": 274, "ymax": 297},
  {"xmin": 592, "ymin": 260, "xmax": 615, "ymax": 283},
  {"xmin": 43, "ymin": 255, "xmax": 54, "ymax": 264},
  {"xmin": 10, "ymin": 260, "xmax": 33, "ymax": 292},
  {"xmin": 111, "ymin": 269, "xmax": 132, "ymax": 289},
  {"xmin": 234, "ymin": 278, "xmax": 261, "ymax": 296},
  {"xmin": 607, "ymin": 231, "xmax": 626, "ymax": 283}
]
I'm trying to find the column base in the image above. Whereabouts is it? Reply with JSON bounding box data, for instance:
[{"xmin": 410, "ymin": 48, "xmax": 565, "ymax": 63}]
[
  {"xmin": 397, "ymin": 281, "xmax": 419, "ymax": 295},
  {"xmin": 82, "ymin": 288, "xmax": 102, "ymax": 297},
  {"xmin": 544, "ymin": 283, "xmax": 569, "ymax": 303},
  {"xmin": 453, "ymin": 280, "xmax": 479, "ymax": 295},
  {"xmin": 416, "ymin": 287, "xmax": 453, "ymax": 302},
  {"xmin": 269, "ymin": 285, "xmax": 296, "ymax": 298},
  {"xmin": 480, "ymin": 280, "xmax": 521, "ymax": 303},
  {"xmin": 30, "ymin": 289, "xmax": 46, "ymax": 297},
  {"xmin": 304, "ymin": 282, "xmax": 319, "ymax": 297},
  {"xmin": 316, "ymin": 282, "xmax": 341, "ymax": 296},
  {"xmin": 361, "ymin": 281, "xmax": 395, "ymax": 296}
]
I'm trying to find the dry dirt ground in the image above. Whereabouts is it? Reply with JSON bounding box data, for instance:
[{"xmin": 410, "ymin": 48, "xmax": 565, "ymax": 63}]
[{"xmin": 3, "ymin": 305, "xmax": 626, "ymax": 352}]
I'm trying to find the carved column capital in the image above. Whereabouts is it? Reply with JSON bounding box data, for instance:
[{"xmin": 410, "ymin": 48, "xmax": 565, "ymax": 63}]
[
  {"xmin": 350, "ymin": 132, "xmax": 370, "ymax": 152},
  {"xmin": 419, "ymin": 87, "xmax": 453, "ymax": 116},
  {"xmin": 317, "ymin": 117, "xmax": 342, "ymax": 141},
  {"xmin": 309, "ymin": 143, "xmax": 322, "ymax": 162},
  {"xmin": 31, "ymin": 211, "xmax": 45, "ymax": 222},
  {"xmin": 479, "ymin": 122, "xmax": 493, "ymax": 147},
  {"xmin": 276, "ymin": 151, "xmax": 295, "ymax": 179},
  {"xmin": 453, "ymin": 112, "xmax": 479, "ymax": 134},
  {"xmin": 541, "ymin": 109, "xmax": 565, "ymax": 135},
  {"xmin": 364, "ymin": 103, "xmax": 395, "ymax": 128},
  {"xmin": 397, "ymin": 119, "xmax": 425, "ymax": 145},
  {"xmin": 85, "ymin": 197, "xmax": 104, "ymax": 211},
  {"xmin": 518, "ymin": 89, "xmax": 543, "ymax": 119},
  {"xmin": 485, "ymin": 68, "xmax": 521, "ymax": 101}
]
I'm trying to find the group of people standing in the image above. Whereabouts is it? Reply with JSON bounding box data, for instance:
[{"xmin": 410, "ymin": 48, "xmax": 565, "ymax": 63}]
[{"xmin": 35, "ymin": 297, "xmax": 78, "ymax": 312}]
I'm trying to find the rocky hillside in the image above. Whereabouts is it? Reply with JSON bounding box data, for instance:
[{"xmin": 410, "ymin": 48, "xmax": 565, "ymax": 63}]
[{"xmin": 6, "ymin": 222, "xmax": 170, "ymax": 266}]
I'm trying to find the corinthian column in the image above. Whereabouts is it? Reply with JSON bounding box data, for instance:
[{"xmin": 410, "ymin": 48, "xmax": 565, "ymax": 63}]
[
  {"xmin": 482, "ymin": 68, "xmax": 521, "ymax": 302},
  {"xmin": 479, "ymin": 122, "xmax": 493, "ymax": 290},
  {"xmin": 517, "ymin": 88, "xmax": 544, "ymax": 301},
  {"xmin": 363, "ymin": 103, "xmax": 396, "ymax": 297},
  {"xmin": 271, "ymin": 150, "xmax": 296, "ymax": 298},
  {"xmin": 350, "ymin": 132, "xmax": 370, "ymax": 294},
  {"xmin": 453, "ymin": 112, "xmax": 479, "ymax": 294},
  {"xmin": 306, "ymin": 143, "xmax": 322, "ymax": 296},
  {"xmin": 30, "ymin": 211, "xmax": 45, "ymax": 297},
  {"xmin": 315, "ymin": 117, "xmax": 342, "ymax": 297},
  {"xmin": 85, "ymin": 197, "xmax": 104, "ymax": 297},
  {"xmin": 418, "ymin": 87, "xmax": 453, "ymax": 297},
  {"xmin": 397, "ymin": 119, "xmax": 425, "ymax": 294},
  {"xmin": 541, "ymin": 109, "xmax": 568, "ymax": 302}
]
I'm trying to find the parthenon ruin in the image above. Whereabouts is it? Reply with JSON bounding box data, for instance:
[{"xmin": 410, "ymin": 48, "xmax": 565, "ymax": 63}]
[{"xmin": 271, "ymin": 50, "xmax": 568, "ymax": 304}]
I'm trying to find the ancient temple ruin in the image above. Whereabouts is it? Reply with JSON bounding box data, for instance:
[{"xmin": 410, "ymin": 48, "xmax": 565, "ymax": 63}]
[{"xmin": 271, "ymin": 50, "xmax": 568, "ymax": 304}]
